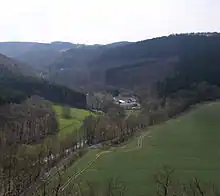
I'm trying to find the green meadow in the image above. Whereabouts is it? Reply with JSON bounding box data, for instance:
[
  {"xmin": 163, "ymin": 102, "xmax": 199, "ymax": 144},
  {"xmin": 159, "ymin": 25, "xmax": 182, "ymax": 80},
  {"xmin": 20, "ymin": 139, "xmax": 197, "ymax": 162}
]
[
  {"xmin": 53, "ymin": 104, "xmax": 93, "ymax": 138},
  {"xmin": 54, "ymin": 102, "xmax": 220, "ymax": 195}
]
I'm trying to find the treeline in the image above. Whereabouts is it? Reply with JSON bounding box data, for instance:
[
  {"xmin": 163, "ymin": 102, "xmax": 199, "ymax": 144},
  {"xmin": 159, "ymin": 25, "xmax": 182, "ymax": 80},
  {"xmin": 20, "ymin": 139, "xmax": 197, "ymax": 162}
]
[
  {"xmin": 0, "ymin": 97, "xmax": 86, "ymax": 195},
  {"xmin": 83, "ymin": 91, "xmax": 196, "ymax": 148},
  {"xmin": 103, "ymin": 33, "xmax": 220, "ymax": 62},
  {"xmin": 134, "ymin": 82, "xmax": 220, "ymax": 127},
  {"xmin": 157, "ymin": 82, "xmax": 220, "ymax": 116},
  {"xmin": 81, "ymin": 102, "xmax": 156, "ymax": 147},
  {"xmin": 0, "ymin": 116, "xmax": 86, "ymax": 196},
  {"xmin": 0, "ymin": 133, "xmax": 86, "ymax": 196}
]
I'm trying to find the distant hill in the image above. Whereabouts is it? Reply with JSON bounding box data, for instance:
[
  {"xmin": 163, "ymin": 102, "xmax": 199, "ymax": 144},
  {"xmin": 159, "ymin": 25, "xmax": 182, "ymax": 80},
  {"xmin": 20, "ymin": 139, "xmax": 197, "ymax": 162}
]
[
  {"xmin": 0, "ymin": 53, "xmax": 86, "ymax": 108},
  {"xmin": 0, "ymin": 41, "xmax": 132, "ymax": 90},
  {"xmin": 47, "ymin": 42, "xmax": 132, "ymax": 90},
  {"xmin": 42, "ymin": 33, "xmax": 220, "ymax": 91},
  {"xmin": 105, "ymin": 41, "xmax": 131, "ymax": 48},
  {"xmin": 0, "ymin": 53, "xmax": 37, "ymax": 76},
  {"xmin": 0, "ymin": 42, "xmax": 38, "ymax": 57},
  {"xmin": 2, "ymin": 34, "xmax": 220, "ymax": 92},
  {"xmin": 0, "ymin": 41, "xmax": 130, "ymax": 69},
  {"xmin": 48, "ymin": 45, "xmax": 105, "ymax": 89},
  {"xmin": 0, "ymin": 42, "xmax": 75, "ymax": 69}
]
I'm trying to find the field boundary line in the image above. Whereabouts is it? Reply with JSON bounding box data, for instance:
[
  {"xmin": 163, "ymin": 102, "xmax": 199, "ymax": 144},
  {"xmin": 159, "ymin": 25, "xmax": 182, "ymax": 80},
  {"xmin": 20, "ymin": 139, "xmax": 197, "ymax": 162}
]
[
  {"xmin": 59, "ymin": 151, "xmax": 111, "ymax": 192},
  {"xmin": 59, "ymin": 131, "xmax": 150, "ymax": 192},
  {"xmin": 122, "ymin": 131, "xmax": 149, "ymax": 153}
]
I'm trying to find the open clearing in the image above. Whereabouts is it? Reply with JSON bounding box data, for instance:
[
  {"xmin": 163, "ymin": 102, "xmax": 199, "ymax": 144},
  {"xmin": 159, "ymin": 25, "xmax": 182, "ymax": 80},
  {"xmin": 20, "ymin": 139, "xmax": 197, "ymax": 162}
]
[
  {"xmin": 53, "ymin": 104, "xmax": 93, "ymax": 138},
  {"xmin": 52, "ymin": 102, "xmax": 220, "ymax": 196}
]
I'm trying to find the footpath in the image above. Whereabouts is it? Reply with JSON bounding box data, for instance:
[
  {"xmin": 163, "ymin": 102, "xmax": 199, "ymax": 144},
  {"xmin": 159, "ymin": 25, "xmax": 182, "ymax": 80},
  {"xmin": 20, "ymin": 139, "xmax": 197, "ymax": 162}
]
[{"xmin": 59, "ymin": 131, "xmax": 150, "ymax": 193}]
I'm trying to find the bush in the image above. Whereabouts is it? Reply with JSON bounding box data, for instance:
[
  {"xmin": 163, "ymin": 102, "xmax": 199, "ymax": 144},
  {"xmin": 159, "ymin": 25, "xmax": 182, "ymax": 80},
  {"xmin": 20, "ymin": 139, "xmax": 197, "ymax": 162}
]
[{"xmin": 62, "ymin": 106, "xmax": 71, "ymax": 119}]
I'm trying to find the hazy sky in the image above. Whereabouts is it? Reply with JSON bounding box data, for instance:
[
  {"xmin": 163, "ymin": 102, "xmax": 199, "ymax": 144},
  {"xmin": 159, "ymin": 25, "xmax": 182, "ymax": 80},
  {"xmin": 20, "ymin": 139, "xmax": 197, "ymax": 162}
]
[{"xmin": 0, "ymin": 0, "xmax": 219, "ymax": 44}]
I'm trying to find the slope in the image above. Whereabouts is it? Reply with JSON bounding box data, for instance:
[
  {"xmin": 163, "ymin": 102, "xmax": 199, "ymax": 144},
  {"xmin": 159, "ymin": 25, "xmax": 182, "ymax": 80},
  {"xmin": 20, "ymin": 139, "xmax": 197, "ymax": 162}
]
[
  {"xmin": 106, "ymin": 57, "xmax": 178, "ymax": 89},
  {"xmin": 56, "ymin": 102, "xmax": 220, "ymax": 196}
]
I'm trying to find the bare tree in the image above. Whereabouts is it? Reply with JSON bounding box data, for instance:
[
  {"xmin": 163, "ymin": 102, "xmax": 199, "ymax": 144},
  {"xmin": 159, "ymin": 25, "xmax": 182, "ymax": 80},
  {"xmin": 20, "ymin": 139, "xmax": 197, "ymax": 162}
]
[{"xmin": 155, "ymin": 166, "xmax": 174, "ymax": 196}]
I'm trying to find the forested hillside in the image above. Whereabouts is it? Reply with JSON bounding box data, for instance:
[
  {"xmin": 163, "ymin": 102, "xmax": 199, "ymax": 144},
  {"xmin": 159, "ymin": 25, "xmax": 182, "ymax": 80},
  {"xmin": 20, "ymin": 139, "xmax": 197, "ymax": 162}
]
[
  {"xmin": 0, "ymin": 41, "xmax": 131, "ymax": 89},
  {"xmin": 48, "ymin": 45, "xmax": 105, "ymax": 89},
  {"xmin": 0, "ymin": 53, "xmax": 86, "ymax": 108},
  {"xmin": 1, "ymin": 33, "xmax": 220, "ymax": 99},
  {"xmin": 106, "ymin": 57, "xmax": 177, "ymax": 89},
  {"xmin": 105, "ymin": 33, "xmax": 220, "ymax": 90},
  {"xmin": 44, "ymin": 33, "xmax": 220, "ymax": 91},
  {"xmin": 0, "ymin": 53, "xmax": 36, "ymax": 76},
  {"xmin": 48, "ymin": 42, "xmax": 131, "ymax": 89}
]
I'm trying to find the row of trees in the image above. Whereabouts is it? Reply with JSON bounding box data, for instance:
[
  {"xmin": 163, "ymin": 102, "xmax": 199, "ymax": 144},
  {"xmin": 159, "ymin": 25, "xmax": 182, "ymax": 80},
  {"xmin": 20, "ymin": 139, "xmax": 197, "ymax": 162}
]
[
  {"xmin": 0, "ymin": 125, "xmax": 87, "ymax": 196},
  {"xmin": 0, "ymin": 96, "xmax": 59, "ymax": 144},
  {"xmin": 81, "ymin": 101, "xmax": 150, "ymax": 147},
  {"xmin": 156, "ymin": 81, "xmax": 220, "ymax": 118},
  {"xmin": 0, "ymin": 96, "xmax": 88, "ymax": 196}
]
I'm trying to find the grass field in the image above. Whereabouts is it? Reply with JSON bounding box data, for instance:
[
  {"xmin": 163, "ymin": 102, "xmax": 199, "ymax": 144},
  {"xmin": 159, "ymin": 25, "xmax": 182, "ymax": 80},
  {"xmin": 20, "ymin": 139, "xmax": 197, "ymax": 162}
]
[
  {"xmin": 53, "ymin": 102, "xmax": 220, "ymax": 196},
  {"xmin": 53, "ymin": 104, "xmax": 93, "ymax": 138}
]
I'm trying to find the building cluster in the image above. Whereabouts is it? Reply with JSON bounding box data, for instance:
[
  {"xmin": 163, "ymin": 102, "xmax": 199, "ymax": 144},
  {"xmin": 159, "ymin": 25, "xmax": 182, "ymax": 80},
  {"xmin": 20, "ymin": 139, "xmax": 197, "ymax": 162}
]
[
  {"xmin": 113, "ymin": 96, "xmax": 140, "ymax": 109},
  {"xmin": 86, "ymin": 92, "xmax": 140, "ymax": 111}
]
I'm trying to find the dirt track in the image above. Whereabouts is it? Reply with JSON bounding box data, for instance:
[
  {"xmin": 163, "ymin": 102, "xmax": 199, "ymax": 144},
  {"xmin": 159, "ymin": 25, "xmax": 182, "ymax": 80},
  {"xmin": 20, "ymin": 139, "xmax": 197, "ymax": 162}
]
[{"xmin": 59, "ymin": 131, "xmax": 150, "ymax": 192}]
